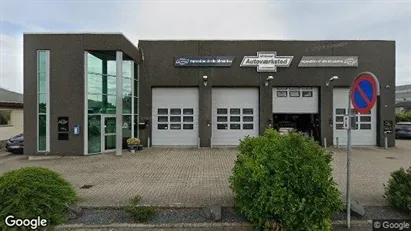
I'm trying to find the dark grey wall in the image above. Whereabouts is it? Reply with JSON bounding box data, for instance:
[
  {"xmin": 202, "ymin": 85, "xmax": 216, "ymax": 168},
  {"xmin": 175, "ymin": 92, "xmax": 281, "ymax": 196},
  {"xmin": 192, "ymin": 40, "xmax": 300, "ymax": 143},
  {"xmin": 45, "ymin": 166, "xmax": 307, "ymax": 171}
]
[
  {"xmin": 138, "ymin": 40, "xmax": 396, "ymax": 147},
  {"xmin": 24, "ymin": 33, "xmax": 140, "ymax": 155}
]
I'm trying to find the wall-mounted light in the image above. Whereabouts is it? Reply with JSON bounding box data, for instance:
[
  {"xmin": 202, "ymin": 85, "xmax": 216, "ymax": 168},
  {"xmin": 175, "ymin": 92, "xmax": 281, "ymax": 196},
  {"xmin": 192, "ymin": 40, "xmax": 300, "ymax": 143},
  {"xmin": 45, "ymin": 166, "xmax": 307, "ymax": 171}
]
[
  {"xmin": 203, "ymin": 75, "xmax": 208, "ymax": 86},
  {"xmin": 326, "ymin": 76, "xmax": 339, "ymax": 87},
  {"xmin": 265, "ymin": 76, "xmax": 274, "ymax": 86},
  {"xmin": 385, "ymin": 85, "xmax": 390, "ymax": 89}
]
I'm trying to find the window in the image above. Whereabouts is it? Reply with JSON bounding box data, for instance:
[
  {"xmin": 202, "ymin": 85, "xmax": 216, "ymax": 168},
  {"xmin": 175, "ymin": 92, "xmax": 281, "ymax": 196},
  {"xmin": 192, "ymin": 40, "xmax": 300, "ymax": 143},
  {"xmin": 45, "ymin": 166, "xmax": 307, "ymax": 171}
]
[
  {"xmin": 230, "ymin": 108, "xmax": 241, "ymax": 114},
  {"xmin": 243, "ymin": 124, "xmax": 253, "ymax": 130},
  {"xmin": 230, "ymin": 116, "xmax": 241, "ymax": 122},
  {"xmin": 183, "ymin": 116, "xmax": 193, "ymax": 122},
  {"xmin": 158, "ymin": 108, "xmax": 168, "ymax": 115},
  {"xmin": 0, "ymin": 111, "xmax": 11, "ymax": 125},
  {"xmin": 217, "ymin": 116, "xmax": 228, "ymax": 122},
  {"xmin": 302, "ymin": 91, "xmax": 313, "ymax": 97},
  {"xmin": 170, "ymin": 116, "xmax": 181, "ymax": 122},
  {"xmin": 158, "ymin": 124, "xmax": 168, "ymax": 130},
  {"xmin": 335, "ymin": 108, "xmax": 346, "ymax": 115},
  {"xmin": 183, "ymin": 109, "xmax": 194, "ymax": 115},
  {"xmin": 277, "ymin": 91, "xmax": 287, "ymax": 97},
  {"xmin": 37, "ymin": 50, "xmax": 50, "ymax": 152},
  {"xmin": 336, "ymin": 116, "xmax": 344, "ymax": 122},
  {"xmin": 360, "ymin": 116, "xmax": 371, "ymax": 122},
  {"xmin": 243, "ymin": 108, "xmax": 253, "ymax": 114},
  {"xmin": 183, "ymin": 124, "xmax": 193, "ymax": 130},
  {"xmin": 170, "ymin": 124, "xmax": 181, "ymax": 130},
  {"xmin": 289, "ymin": 91, "xmax": 301, "ymax": 97},
  {"xmin": 217, "ymin": 108, "xmax": 228, "ymax": 114},
  {"xmin": 360, "ymin": 124, "xmax": 371, "ymax": 130},
  {"xmin": 158, "ymin": 116, "xmax": 168, "ymax": 122},
  {"xmin": 170, "ymin": 108, "xmax": 181, "ymax": 115},
  {"xmin": 336, "ymin": 124, "xmax": 344, "ymax": 130},
  {"xmin": 217, "ymin": 124, "xmax": 228, "ymax": 130},
  {"xmin": 230, "ymin": 124, "xmax": 241, "ymax": 130},
  {"xmin": 243, "ymin": 116, "xmax": 253, "ymax": 122}
]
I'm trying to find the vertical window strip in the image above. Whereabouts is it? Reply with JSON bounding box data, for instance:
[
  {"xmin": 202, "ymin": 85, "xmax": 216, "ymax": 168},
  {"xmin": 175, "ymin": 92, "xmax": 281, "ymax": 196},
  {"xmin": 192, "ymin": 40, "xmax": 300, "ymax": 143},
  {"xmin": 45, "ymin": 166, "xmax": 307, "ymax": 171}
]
[{"xmin": 37, "ymin": 50, "xmax": 50, "ymax": 152}]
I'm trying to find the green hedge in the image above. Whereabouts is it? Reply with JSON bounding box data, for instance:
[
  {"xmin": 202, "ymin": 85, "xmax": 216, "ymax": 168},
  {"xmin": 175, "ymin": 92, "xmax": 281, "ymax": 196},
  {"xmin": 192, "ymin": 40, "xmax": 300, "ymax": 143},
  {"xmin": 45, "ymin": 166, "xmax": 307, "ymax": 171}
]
[
  {"xmin": 0, "ymin": 167, "xmax": 79, "ymax": 228},
  {"xmin": 229, "ymin": 129, "xmax": 342, "ymax": 231},
  {"xmin": 384, "ymin": 166, "xmax": 411, "ymax": 215},
  {"xmin": 396, "ymin": 112, "xmax": 411, "ymax": 122}
]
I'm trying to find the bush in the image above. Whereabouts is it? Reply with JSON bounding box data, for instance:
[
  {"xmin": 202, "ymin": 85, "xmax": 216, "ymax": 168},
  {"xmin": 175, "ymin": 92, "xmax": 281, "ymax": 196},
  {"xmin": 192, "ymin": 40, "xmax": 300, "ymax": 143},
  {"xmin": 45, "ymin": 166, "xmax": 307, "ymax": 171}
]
[
  {"xmin": 0, "ymin": 167, "xmax": 79, "ymax": 228},
  {"xmin": 396, "ymin": 112, "xmax": 411, "ymax": 122},
  {"xmin": 383, "ymin": 166, "xmax": 411, "ymax": 214},
  {"xmin": 229, "ymin": 129, "xmax": 342, "ymax": 231},
  {"xmin": 124, "ymin": 195, "xmax": 155, "ymax": 222}
]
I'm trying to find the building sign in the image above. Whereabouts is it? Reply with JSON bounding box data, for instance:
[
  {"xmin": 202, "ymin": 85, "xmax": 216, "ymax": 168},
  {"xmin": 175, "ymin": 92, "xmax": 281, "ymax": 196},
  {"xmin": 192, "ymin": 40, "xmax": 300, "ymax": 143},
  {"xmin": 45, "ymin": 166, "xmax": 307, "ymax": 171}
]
[
  {"xmin": 240, "ymin": 52, "xmax": 294, "ymax": 72},
  {"xmin": 298, "ymin": 56, "xmax": 358, "ymax": 67},
  {"xmin": 174, "ymin": 56, "xmax": 235, "ymax": 67}
]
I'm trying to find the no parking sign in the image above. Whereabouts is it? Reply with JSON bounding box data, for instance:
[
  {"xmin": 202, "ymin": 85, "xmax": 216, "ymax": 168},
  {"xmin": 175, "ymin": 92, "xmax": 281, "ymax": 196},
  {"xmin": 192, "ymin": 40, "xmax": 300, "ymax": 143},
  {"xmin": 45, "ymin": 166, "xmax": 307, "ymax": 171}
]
[{"xmin": 350, "ymin": 73, "xmax": 379, "ymax": 114}]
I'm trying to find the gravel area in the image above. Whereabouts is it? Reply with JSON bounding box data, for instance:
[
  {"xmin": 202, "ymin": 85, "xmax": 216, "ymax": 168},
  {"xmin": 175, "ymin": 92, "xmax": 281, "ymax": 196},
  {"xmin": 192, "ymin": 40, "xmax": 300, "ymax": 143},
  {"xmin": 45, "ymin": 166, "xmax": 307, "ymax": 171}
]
[{"xmin": 67, "ymin": 206, "xmax": 410, "ymax": 226}]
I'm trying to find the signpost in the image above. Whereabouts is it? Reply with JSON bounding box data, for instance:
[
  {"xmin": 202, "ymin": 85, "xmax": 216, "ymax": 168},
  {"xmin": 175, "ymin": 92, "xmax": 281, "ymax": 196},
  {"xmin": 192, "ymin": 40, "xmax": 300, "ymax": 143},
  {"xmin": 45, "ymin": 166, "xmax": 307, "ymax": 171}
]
[{"xmin": 346, "ymin": 72, "xmax": 380, "ymax": 228}]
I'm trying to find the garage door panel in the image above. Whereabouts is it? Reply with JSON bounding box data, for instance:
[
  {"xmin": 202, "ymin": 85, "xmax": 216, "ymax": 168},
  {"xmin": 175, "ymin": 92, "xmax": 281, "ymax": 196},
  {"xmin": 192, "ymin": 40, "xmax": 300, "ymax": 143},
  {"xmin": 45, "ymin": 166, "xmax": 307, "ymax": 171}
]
[
  {"xmin": 273, "ymin": 87, "xmax": 319, "ymax": 113},
  {"xmin": 333, "ymin": 88, "xmax": 376, "ymax": 146},
  {"xmin": 152, "ymin": 88, "xmax": 199, "ymax": 146},
  {"xmin": 212, "ymin": 88, "xmax": 259, "ymax": 146}
]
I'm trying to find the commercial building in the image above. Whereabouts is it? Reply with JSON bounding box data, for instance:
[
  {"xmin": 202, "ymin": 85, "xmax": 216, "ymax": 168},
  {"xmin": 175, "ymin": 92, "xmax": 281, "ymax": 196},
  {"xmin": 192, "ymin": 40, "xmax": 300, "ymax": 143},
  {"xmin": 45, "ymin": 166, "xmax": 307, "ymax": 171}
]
[{"xmin": 23, "ymin": 33, "xmax": 396, "ymax": 156}]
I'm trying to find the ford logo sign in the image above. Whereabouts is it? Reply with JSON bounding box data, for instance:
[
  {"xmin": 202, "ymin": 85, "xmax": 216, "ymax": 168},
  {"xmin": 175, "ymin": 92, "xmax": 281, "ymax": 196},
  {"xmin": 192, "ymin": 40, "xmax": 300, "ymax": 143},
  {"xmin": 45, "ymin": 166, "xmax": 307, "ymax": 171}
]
[{"xmin": 175, "ymin": 58, "xmax": 190, "ymax": 66}]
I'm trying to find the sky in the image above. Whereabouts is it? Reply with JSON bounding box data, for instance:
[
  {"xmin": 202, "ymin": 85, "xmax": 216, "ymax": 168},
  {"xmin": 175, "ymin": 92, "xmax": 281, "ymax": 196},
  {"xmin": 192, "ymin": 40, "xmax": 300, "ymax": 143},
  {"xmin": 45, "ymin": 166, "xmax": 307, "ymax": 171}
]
[{"xmin": 0, "ymin": 0, "xmax": 410, "ymax": 94}]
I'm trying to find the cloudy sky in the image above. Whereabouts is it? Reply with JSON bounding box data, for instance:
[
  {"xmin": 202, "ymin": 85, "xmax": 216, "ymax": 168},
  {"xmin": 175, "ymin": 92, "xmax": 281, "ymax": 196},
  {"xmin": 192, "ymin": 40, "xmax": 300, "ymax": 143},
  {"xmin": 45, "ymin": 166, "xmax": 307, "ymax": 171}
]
[{"xmin": 0, "ymin": 0, "xmax": 410, "ymax": 94}]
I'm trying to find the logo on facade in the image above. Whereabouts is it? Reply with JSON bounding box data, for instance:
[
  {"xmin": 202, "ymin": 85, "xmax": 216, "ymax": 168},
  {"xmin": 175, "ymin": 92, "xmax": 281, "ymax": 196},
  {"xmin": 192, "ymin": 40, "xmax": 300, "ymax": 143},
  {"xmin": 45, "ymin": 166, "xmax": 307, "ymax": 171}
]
[
  {"xmin": 240, "ymin": 52, "xmax": 294, "ymax": 72},
  {"xmin": 298, "ymin": 56, "xmax": 358, "ymax": 67},
  {"xmin": 175, "ymin": 58, "xmax": 191, "ymax": 66}
]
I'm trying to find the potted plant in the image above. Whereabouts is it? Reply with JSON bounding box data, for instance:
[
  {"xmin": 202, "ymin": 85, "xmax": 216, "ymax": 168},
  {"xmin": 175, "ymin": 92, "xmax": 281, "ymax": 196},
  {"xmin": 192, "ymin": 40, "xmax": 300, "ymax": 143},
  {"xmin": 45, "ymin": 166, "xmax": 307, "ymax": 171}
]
[{"xmin": 127, "ymin": 137, "xmax": 140, "ymax": 153}]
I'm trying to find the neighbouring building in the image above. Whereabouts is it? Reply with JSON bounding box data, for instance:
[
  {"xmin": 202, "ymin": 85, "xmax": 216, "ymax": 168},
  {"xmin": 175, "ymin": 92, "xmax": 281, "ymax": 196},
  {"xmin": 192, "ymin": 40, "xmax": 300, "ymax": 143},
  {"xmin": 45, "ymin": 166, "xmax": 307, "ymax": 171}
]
[
  {"xmin": 23, "ymin": 33, "xmax": 396, "ymax": 155},
  {"xmin": 0, "ymin": 88, "xmax": 24, "ymax": 148},
  {"xmin": 395, "ymin": 84, "xmax": 411, "ymax": 113}
]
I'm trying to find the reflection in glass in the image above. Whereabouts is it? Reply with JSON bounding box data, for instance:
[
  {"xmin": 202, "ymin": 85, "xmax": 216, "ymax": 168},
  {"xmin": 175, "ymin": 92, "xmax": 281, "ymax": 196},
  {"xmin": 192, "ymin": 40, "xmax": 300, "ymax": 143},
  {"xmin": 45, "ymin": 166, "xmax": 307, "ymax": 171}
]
[
  {"xmin": 88, "ymin": 94, "xmax": 103, "ymax": 114},
  {"xmin": 38, "ymin": 93, "xmax": 47, "ymax": 113},
  {"xmin": 122, "ymin": 96, "xmax": 132, "ymax": 114},
  {"xmin": 123, "ymin": 78, "xmax": 132, "ymax": 96},
  {"xmin": 105, "ymin": 76, "xmax": 117, "ymax": 95},
  {"xmin": 105, "ymin": 135, "xmax": 116, "ymax": 150},
  {"xmin": 87, "ymin": 53, "xmax": 103, "ymax": 74},
  {"xmin": 104, "ymin": 117, "xmax": 116, "ymax": 133},
  {"xmin": 88, "ymin": 115, "xmax": 101, "ymax": 153},
  {"xmin": 38, "ymin": 51, "xmax": 47, "ymax": 72},
  {"xmin": 134, "ymin": 79, "xmax": 139, "ymax": 97},
  {"xmin": 107, "ymin": 61, "xmax": 116, "ymax": 76},
  {"xmin": 105, "ymin": 95, "xmax": 116, "ymax": 114},
  {"xmin": 38, "ymin": 114, "xmax": 47, "ymax": 151},
  {"xmin": 88, "ymin": 74, "xmax": 103, "ymax": 94},
  {"xmin": 123, "ymin": 115, "xmax": 132, "ymax": 140},
  {"xmin": 38, "ymin": 72, "xmax": 47, "ymax": 93},
  {"xmin": 122, "ymin": 61, "xmax": 133, "ymax": 78}
]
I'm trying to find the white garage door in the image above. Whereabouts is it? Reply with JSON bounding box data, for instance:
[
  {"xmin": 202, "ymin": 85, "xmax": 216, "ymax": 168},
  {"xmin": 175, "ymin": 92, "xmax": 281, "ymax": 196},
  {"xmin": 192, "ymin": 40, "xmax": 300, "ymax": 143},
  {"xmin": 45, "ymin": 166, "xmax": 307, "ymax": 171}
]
[
  {"xmin": 212, "ymin": 88, "xmax": 259, "ymax": 146},
  {"xmin": 333, "ymin": 88, "xmax": 376, "ymax": 146},
  {"xmin": 272, "ymin": 87, "xmax": 319, "ymax": 113},
  {"xmin": 152, "ymin": 88, "xmax": 199, "ymax": 146}
]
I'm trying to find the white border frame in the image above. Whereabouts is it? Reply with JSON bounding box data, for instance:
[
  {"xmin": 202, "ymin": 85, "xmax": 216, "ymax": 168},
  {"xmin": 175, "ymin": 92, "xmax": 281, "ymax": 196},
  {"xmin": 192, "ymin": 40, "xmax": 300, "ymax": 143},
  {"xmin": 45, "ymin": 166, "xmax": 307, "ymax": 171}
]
[
  {"xmin": 36, "ymin": 50, "xmax": 50, "ymax": 153},
  {"xmin": 131, "ymin": 62, "xmax": 135, "ymax": 137},
  {"xmin": 84, "ymin": 51, "xmax": 89, "ymax": 155}
]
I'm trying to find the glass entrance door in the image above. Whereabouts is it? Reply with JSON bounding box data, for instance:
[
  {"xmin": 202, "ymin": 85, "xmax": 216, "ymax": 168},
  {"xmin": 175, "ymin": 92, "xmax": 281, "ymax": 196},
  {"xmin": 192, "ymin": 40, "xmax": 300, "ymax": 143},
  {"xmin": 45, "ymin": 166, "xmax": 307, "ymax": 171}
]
[{"xmin": 102, "ymin": 116, "xmax": 116, "ymax": 152}]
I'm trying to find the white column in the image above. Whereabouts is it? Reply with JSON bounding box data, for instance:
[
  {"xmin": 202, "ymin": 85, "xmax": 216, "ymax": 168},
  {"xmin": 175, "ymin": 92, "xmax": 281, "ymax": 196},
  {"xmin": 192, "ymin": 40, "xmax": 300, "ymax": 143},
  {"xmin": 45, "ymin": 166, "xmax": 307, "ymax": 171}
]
[
  {"xmin": 131, "ymin": 62, "xmax": 135, "ymax": 138},
  {"xmin": 116, "ymin": 51, "xmax": 123, "ymax": 156}
]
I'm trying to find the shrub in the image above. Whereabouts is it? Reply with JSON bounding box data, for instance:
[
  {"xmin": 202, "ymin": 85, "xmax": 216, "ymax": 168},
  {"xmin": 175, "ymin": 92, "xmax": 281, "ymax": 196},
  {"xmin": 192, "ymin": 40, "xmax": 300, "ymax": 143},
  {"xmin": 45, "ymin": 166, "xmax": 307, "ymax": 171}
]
[
  {"xmin": 383, "ymin": 166, "xmax": 411, "ymax": 214},
  {"xmin": 396, "ymin": 112, "xmax": 411, "ymax": 122},
  {"xmin": 229, "ymin": 129, "xmax": 342, "ymax": 231},
  {"xmin": 127, "ymin": 137, "xmax": 141, "ymax": 145},
  {"xmin": 124, "ymin": 194, "xmax": 155, "ymax": 222},
  {"xmin": 0, "ymin": 167, "xmax": 78, "ymax": 228}
]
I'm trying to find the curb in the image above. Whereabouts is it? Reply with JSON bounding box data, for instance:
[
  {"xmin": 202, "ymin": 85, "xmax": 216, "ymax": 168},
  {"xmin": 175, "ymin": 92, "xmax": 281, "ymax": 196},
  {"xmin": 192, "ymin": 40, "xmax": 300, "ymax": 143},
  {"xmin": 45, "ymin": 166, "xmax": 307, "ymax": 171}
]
[{"xmin": 56, "ymin": 220, "xmax": 372, "ymax": 230}]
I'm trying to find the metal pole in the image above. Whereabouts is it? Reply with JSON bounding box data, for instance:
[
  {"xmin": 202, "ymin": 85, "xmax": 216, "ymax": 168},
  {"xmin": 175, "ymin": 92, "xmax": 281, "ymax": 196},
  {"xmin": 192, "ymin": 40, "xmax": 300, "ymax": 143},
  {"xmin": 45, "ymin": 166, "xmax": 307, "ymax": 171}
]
[
  {"xmin": 346, "ymin": 91, "xmax": 352, "ymax": 228},
  {"xmin": 198, "ymin": 137, "xmax": 200, "ymax": 149},
  {"xmin": 147, "ymin": 137, "xmax": 151, "ymax": 148},
  {"xmin": 323, "ymin": 137, "xmax": 327, "ymax": 148},
  {"xmin": 385, "ymin": 134, "xmax": 388, "ymax": 149},
  {"xmin": 336, "ymin": 137, "xmax": 339, "ymax": 149},
  {"xmin": 115, "ymin": 51, "xmax": 123, "ymax": 156}
]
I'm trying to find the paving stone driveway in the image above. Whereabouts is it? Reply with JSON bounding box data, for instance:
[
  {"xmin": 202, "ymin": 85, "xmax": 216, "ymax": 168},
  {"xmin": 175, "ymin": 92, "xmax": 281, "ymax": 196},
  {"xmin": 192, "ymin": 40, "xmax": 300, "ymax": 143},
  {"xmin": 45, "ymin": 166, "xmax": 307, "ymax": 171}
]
[{"xmin": 0, "ymin": 140, "xmax": 410, "ymax": 207}]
